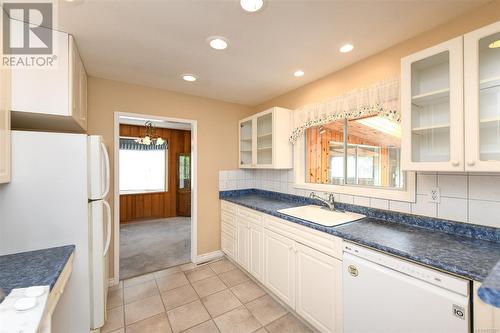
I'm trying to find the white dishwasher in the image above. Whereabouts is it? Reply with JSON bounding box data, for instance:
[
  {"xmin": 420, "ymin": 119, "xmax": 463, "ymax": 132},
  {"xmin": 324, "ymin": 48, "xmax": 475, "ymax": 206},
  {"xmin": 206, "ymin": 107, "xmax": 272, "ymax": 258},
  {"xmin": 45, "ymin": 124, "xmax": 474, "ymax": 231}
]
[{"xmin": 343, "ymin": 243, "xmax": 470, "ymax": 333}]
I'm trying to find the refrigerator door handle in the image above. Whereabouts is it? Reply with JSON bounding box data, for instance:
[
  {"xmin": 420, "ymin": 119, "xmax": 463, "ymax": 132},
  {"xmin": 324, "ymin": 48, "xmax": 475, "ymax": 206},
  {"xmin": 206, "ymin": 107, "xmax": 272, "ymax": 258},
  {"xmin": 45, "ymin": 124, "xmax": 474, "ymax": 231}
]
[
  {"xmin": 101, "ymin": 142, "xmax": 110, "ymax": 199},
  {"xmin": 103, "ymin": 200, "xmax": 112, "ymax": 257}
]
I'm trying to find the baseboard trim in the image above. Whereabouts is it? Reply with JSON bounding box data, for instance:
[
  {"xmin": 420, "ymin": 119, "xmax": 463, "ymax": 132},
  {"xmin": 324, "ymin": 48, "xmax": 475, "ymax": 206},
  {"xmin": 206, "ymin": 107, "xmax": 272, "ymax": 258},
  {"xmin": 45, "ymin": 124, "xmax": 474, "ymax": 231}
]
[{"xmin": 194, "ymin": 250, "xmax": 224, "ymax": 264}]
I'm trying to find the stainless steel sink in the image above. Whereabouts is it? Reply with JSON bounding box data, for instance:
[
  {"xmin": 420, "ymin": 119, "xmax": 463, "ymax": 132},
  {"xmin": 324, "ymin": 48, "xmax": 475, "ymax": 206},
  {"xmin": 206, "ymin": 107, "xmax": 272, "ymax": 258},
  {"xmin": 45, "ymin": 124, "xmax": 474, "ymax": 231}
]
[{"xmin": 277, "ymin": 205, "xmax": 365, "ymax": 227}]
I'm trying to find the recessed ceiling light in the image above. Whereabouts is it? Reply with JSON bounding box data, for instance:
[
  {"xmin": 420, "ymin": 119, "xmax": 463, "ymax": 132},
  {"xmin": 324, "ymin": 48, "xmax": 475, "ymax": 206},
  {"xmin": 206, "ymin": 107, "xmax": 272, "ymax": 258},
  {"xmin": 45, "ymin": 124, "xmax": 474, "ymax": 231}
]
[
  {"xmin": 181, "ymin": 74, "xmax": 197, "ymax": 82},
  {"xmin": 339, "ymin": 44, "xmax": 354, "ymax": 53},
  {"xmin": 240, "ymin": 0, "xmax": 264, "ymax": 12},
  {"xmin": 489, "ymin": 40, "xmax": 500, "ymax": 49},
  {"xmin": 208, "ymin": 37, "xmax": 228, "ymax": 50},
  {"xmin": 293, "ymin": 70, "xmax": 305, "ymax": 77}
]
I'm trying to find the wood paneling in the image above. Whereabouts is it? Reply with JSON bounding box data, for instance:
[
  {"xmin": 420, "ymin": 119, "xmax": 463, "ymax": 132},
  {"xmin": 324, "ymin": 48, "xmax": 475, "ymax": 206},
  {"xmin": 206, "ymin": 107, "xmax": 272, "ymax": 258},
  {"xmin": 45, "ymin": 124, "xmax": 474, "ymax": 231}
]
[{"xmin": 119, "ymin": 124, "xmax": 191, "ymax": 223}]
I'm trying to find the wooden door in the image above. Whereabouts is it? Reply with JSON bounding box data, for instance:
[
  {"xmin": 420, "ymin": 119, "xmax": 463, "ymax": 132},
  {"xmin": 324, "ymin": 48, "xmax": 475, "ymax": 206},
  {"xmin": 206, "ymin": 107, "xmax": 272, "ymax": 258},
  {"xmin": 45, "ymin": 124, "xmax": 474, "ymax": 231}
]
[{"xmin": 176, "ymin": 153, "xmax": 191, "ymax": 216}]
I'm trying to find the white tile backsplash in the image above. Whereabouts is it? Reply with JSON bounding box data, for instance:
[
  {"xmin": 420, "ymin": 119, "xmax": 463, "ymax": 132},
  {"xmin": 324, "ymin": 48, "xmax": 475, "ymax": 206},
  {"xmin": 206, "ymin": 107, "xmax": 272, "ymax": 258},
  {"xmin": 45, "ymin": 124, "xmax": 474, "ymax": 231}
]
[
  {"xmin": 411, "ymin": 194, "xmax": 437, "ymax": 218},
  {"xmin": 438, "ymin": 174, "xmax": 467, "ymax": 198},
  {"xmin": 416, "ymin": 173, "xmax": 437, "ymax": 195},
  {"xmin": 370, "ymin": 198, "xmax": 389, "ymax": 210},
  {"xmin": 437, "ymin": 197, "xmax": 468, "ymax": 223},
  {"xmin": 468, "ymin": 199, "xmax": 500, "ymax": 228},
  {"xmin": 469, "ymin": 175, "xmax": 500, "ymax": 202},
  {"xmin": 219, "ymin": 169, "xmax": 500, "ymax": 228},
  {"xmin": 389, "ymin": 200, "xmax": 411, "ymax": 214},
  {"xmin": 353, "ymin": 196, "xmax": 370, "ymax": 207}
]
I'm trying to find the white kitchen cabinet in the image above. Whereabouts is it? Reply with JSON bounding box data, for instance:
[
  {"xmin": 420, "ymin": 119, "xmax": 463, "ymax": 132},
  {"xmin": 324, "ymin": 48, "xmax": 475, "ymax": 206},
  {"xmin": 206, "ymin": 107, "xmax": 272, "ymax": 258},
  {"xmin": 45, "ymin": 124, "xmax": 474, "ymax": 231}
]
[
  {"xmin": 295, "ymin": 242, "xmax": 342, "ymax": 333},
  {"xmin": 248, "ymin": 221, "xmax": 264, "ymax": 282},
  {"xmin": 220, "ymin": 203, "xmax": 237, "ymax": 261},
  {"xmin": 220, "ymin": 200, "xmax": 344, "ymax": 332},
  {"xmin": 401, "ymin": 37, "xmax": 464, "ymax": 171},
  {"xmin": 237, "ymin": 219, "xmax": 250, "ymax": 270},
  {"xmin": 263, "ymin": 228, "xmax": 296, "ymax": 308},
  {"xmin": 11, "ymin": 32, "xmax": 87, "ymax": 132},
  {"xmin": 473, "ymin": 281, "xmax": 500, "ymax": 331},
  {"xmin": 0, "ymin": 41, "xmax": 11, "ymax": 184},
  {"xmin": 464, "ymin": 21, "xmax": 500, "ymax": 172},
  {"xmin": 239, "ymin": 107, "xmax": 293, "ymax": 169}
]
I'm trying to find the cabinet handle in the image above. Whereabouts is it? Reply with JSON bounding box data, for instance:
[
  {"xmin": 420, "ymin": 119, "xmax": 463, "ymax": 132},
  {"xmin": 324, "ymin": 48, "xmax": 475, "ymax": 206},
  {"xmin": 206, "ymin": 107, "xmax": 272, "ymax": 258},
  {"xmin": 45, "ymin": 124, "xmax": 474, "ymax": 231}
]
[
  {"xmin": 467, "ymin": 160, "xmax": 475, "ymax": 166},
  {"xmin": 451, "ymin": 161, "xmax": 459, "ymax": 167}
]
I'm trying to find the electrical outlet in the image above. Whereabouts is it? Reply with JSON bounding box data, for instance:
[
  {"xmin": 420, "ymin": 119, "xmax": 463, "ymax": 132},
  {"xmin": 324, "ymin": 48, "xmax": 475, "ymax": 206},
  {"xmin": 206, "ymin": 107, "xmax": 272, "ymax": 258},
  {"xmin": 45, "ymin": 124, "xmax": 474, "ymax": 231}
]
[{"xmin": 429, "ymin": 187, "xmax": 441, "ymax": 203}]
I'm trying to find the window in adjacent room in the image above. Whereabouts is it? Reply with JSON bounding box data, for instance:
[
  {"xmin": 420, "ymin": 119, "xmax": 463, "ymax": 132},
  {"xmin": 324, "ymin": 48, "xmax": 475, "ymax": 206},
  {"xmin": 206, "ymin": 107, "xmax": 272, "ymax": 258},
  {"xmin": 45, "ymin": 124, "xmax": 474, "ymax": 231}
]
[{"xmin": 119, "ymin": 137, "xmax": 168, "ymax": 194}]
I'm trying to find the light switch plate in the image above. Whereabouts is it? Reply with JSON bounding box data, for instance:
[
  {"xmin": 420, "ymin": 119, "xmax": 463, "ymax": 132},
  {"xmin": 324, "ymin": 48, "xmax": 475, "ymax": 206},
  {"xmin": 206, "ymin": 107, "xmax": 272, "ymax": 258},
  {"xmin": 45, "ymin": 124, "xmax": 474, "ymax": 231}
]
[{"xmin": 429, "ymin": 187, "xmax": 441, "ymax": 203}]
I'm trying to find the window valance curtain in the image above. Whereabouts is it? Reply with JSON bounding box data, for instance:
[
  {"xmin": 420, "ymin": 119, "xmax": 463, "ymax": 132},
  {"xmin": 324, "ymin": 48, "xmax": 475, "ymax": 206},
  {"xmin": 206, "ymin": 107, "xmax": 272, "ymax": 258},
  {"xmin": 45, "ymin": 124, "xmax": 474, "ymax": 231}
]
[
  {"xmin": 289, "ymin": 78, "xmax": 400, "ymax": 143},
  {"xmin": 119, "ymin": 138, "xmax": 167, "ymax": 151}
]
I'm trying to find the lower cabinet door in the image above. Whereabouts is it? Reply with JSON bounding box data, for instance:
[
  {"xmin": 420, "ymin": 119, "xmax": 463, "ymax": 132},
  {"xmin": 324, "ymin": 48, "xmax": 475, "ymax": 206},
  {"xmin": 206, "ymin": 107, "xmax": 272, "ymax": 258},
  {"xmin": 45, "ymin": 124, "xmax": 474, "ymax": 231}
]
[
  {"xmin": 221, "ymin": 232, "xmax": 236, "ymax": 260},
  {"xmin": 264, "ymin": 229, "xmax": 295, "ymax": 308},
  {"xmin": 237, "ymin": 219, "xmax": 250, "ymax": 270},
  {"xmin": 249, "ymin": 223, "xmax": 263, "ymax": 282},
  {"xmin": 295, "ymin": 242, "xmax": 342, "ymax": 333}
]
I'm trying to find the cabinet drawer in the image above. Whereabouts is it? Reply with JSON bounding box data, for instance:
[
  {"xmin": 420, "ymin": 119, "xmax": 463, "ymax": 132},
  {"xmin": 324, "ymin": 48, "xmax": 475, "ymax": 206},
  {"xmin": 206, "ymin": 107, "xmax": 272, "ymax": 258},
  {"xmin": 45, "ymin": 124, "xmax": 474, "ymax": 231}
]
[
  {"xmin": 221, "ymin": 232, "xmax": 236, "ymax": 259},
  {"xmin": 238, "ymin": 206, "xmax": 262, "ymax": 225},
  {"xmin": 222, "ymin": 220, "xmax": 237, "ymax": 239},
  {"xmin": 264, "ymin": 215, "xmax": 342, "ymax": 260},
  {"xmin": 221, "ymin": 200, "xmax": 237, "ymax": 214}
]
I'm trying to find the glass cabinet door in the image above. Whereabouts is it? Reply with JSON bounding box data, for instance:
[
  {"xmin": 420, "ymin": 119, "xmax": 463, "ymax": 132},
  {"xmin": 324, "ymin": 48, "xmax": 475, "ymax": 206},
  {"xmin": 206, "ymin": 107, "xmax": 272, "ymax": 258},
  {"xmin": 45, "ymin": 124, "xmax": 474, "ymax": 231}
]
[
  {"xmin": 410, "ymin": 51, "xmax": 451, "ymax": 163},
  {"xmin": 465, "ymin": 21, "xmax": 500, "ymax": 171},
  {"xmin": 401, "ymin": 37, "xmax": 463, "ymax": 171},
  {"xmin": 256, "ymin": 112, "xmax": 273, "ymax": 166},
  {"xmin": 464, "ymin": 22, "xmax": 500, "ymax": 171},
  {"xmin": 240, "ymin": 119, "xmax": 253, "ymax": 167}
]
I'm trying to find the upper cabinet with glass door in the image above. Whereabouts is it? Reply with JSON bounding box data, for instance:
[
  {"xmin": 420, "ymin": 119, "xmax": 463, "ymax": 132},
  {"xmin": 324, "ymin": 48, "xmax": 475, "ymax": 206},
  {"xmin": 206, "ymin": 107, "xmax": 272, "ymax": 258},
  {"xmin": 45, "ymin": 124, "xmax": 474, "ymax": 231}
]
[
  {"xmin": 465, "ymin": 21, "xmax": 500, "ymax": 172},
  {"xmin": 238, "ymin": 107, "xmax": 293, "ymax": 169},
  {"xmin": 401, "ymin": 37, "xmax": 464, "ymax": 171}
]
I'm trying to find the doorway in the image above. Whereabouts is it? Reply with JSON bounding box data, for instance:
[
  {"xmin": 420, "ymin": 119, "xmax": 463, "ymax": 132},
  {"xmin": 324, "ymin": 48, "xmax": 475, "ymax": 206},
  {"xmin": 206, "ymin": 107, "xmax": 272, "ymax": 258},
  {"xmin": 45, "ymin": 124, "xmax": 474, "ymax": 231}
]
[{"xmin": 113, "ymin": 113, "xmax": 197, "ymax": 281}]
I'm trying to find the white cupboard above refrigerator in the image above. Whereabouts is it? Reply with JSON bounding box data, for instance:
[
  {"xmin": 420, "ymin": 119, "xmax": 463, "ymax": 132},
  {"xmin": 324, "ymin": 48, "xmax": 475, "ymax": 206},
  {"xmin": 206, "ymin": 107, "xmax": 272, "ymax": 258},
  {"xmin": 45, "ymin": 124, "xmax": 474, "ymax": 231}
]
[
  {"xmin": 239, "ymin": 107, "xmax": 293, "ymax": 169},
  {"xmin": 10, "ymin": 30, "xmax": 88, "ymax": 133},
  {"xmin": 401, "ymin": 20, "xmax": 500, "ymax": 172}
]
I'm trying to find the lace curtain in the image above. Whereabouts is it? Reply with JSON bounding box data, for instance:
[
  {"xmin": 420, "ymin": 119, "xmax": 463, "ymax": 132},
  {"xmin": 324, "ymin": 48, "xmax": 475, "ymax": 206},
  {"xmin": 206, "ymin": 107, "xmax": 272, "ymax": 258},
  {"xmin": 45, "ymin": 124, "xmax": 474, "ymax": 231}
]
[{"xmin": 289, "ymin": 78, "xmax": 400, "ymax": 143}]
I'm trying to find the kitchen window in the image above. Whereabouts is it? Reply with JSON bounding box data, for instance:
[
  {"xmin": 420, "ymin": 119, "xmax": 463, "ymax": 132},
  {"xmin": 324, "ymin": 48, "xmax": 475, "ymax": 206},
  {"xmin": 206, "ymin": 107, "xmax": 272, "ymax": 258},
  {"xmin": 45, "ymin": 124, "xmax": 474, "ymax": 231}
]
[
  {"xmin": 295, "ymin": 116, "xmax": 414, "ymax": 201},
  {"xmin": 119, "ymin": 137, "xmax": 168, "ymax": 194}
]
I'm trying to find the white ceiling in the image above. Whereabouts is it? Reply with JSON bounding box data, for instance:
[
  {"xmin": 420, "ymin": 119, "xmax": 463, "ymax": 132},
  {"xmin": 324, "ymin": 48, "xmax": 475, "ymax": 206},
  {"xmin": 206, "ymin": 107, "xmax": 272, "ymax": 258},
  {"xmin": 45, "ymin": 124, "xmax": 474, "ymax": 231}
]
[{"xmin": 58, "ymin": 0, "xmax": 487, "ymax": 106}]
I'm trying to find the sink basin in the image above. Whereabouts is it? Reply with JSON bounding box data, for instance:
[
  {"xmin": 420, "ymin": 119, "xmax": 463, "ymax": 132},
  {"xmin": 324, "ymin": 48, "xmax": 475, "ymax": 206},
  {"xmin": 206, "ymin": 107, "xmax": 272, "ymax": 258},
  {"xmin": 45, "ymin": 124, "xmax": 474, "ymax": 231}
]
[{"xmin": 277, "ymin": 205, "xmax": 365, "ymax": 227}]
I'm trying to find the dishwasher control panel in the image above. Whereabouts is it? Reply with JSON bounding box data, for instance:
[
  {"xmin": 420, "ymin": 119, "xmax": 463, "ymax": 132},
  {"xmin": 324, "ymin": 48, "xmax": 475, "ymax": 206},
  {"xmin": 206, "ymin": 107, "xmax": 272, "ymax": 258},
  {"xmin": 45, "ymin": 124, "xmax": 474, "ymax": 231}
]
[{"xmin": 343, "ymin": 242, "xmax": 469, "ymax": 296}]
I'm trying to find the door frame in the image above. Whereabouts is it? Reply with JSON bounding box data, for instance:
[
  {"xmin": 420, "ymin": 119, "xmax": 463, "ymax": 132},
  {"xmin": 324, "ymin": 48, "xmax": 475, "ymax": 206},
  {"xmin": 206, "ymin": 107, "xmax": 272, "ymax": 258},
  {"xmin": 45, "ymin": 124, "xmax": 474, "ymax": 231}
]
[{"xmin": 113, "ymin": 111, "xmax": 198, "ymax": 284}]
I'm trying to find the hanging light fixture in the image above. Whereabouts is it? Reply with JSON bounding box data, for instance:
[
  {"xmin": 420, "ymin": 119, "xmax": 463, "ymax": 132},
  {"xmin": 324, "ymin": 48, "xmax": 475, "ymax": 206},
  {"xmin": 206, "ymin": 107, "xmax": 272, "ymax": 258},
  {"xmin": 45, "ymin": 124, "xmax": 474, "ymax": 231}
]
[{"xmin": 135, "ymin": 121, "xmax": 165, "ymax": 146}]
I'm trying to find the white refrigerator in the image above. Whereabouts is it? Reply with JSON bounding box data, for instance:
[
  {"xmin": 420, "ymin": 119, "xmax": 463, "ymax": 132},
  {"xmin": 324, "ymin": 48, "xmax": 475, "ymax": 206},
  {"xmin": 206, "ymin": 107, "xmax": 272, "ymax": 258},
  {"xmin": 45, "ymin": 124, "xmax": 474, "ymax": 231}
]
[{"xmin": 0, "ymin": 131, "xmax": 111, "ymax": 333}]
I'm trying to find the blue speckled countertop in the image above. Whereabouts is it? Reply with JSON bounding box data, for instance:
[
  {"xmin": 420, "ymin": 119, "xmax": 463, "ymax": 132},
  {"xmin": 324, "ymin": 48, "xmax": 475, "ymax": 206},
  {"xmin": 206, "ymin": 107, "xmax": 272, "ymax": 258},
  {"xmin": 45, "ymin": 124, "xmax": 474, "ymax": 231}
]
[
  {"xmin": 220, "ymin": 189, "xmax": 500, "ymax": 308},
  {"xmin": 0, "ymin": 245, "xmax": 75, "ymax": 296}
]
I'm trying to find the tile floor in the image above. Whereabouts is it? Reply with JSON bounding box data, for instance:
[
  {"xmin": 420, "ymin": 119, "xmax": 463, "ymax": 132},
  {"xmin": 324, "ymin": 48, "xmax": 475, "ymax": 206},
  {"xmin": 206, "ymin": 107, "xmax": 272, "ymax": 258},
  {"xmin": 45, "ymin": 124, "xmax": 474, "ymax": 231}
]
[{"xmin": 104, "ymin": 258, "xmax": 315, "ymax": 333}]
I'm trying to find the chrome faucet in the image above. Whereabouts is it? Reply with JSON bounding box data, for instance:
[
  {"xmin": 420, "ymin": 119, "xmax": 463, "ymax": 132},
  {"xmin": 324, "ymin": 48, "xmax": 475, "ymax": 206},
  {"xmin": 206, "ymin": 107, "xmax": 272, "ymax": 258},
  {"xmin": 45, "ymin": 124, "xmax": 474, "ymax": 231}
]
[{"xmin": 309, "ymin": 192, "xmax": 336, "ymax": 211}]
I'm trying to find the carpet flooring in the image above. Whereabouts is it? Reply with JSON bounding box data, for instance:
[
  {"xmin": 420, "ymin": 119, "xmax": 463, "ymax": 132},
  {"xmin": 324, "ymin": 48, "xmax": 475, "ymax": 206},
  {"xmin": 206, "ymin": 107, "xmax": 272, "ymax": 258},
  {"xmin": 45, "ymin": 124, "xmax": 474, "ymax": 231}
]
[{"xmin": 119, "ymin": 217, "xmax": 191, "ymax": 280}]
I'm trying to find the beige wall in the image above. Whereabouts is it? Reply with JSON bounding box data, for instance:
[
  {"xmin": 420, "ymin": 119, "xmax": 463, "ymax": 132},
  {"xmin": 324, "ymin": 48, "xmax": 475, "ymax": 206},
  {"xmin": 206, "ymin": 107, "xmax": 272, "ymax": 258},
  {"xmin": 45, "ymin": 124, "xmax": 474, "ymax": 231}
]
[
  {"xmin": 255, "ymin": 0, "xmax": 500, "ymax": 112},
  {"xmin": 87, "ymin": 77, "xmax": 253, "ymax": 278}
]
